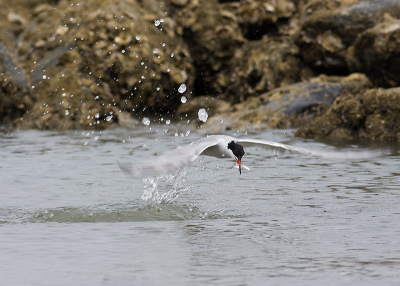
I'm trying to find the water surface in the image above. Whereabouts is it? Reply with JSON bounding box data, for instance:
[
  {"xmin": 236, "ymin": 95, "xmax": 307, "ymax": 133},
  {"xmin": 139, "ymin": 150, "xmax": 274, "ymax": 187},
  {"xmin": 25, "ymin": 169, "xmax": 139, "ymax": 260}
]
[{"xmin": 1, "ymin": 127, "xmax": 400, "ymax": 285}]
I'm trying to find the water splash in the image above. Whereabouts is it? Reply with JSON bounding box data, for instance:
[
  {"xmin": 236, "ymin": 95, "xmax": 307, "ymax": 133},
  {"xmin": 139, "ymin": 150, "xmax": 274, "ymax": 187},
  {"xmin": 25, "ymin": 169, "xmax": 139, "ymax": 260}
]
[
  {"xmin": 198, "ymin": 108, "xmax": 208, "ymax": 122},
  {"xmin": 142, "ymin": 117, "xmax": 150, "ymax": 126},
  {"xmin": 178, "ymin": 84, "xmax": 186, "ymax": 93},
  {"xmin": 141, "ymin": 167, "xmax": 190, "ymax": 203}
]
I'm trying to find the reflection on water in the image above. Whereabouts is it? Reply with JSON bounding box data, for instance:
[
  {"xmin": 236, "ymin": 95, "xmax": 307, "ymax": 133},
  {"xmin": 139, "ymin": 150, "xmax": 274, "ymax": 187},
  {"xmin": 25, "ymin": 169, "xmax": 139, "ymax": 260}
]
[{"xmin": 1, "ymin": 127, "xmax": 400, "ymax": 285}]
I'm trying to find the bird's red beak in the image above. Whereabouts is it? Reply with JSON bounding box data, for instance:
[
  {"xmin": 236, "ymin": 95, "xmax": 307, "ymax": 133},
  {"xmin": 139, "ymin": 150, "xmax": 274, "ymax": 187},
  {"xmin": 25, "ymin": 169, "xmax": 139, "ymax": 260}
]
[{"xmin": 235, "ymin": 158, "xmax": 242, "ymax": 175}]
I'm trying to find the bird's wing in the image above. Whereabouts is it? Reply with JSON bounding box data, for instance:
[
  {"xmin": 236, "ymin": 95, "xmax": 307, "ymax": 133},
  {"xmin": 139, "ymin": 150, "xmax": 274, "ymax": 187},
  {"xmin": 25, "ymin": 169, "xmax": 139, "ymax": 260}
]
[
  {"xmin": 236, "ymin": 138, "xmax": 384, "ymax": 160},
  {"xmin": 118, "ymin": 137, "xmax": 221, "ymax": 178}
]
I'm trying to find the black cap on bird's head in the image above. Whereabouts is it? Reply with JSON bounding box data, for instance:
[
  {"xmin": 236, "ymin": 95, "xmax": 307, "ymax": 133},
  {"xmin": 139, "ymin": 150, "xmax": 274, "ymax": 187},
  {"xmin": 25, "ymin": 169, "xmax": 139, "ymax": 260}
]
[{"xmin": 227, "ymin": 141, "xmax": 245, "ymax": 175}]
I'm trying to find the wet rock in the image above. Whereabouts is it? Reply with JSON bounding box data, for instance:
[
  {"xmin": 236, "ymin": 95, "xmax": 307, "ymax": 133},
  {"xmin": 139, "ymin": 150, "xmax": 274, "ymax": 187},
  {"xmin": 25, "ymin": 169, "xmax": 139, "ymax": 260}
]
[
  {"xmin": 0, "ymin": 43, "xmax": 30, "ymax": 93},
  {"xmin": 201, "ymin": 73, "xmax": 372, "ymax": 132},
  {"xmin": 362, "ymin": 87, "xmax": 400, "ymax": 140},
  {"xmin": 175, "ymin": 0, "xmax": 302, "ymax": 98},
  {"xmin": 0, "ymin": 43, "xmax": 31, "ymax": 124},
  {"xmin": 174, "ymin": 0, "xmax": 244, "ymax": 94},
  {"xmin": 7, "ymin": 12, "xmax": 27, "ymax": 27},
  {"xmin": 235, "ymin": 0, "xmax": 297, "ymax": 40},
  {"xmin": 218, "ymin": 36, "xmax": 312, "ymax": 102},
  {"xmin": 30, "ymin": 45, "xmax": 73, "ymax": 85},
  {"xmin": 1, "ymin": 0, "xmax": 400, "ymax": 142},
  {"xmin": 347, "ymin": 13, "xmax": 400, "ymax": 87},
  {"xmin": 170, "ymin": 0, "xmax": 188, "ymax": 6},
  {"xmin": 242, "ymin": 73, "xmax": 372, "ymax": 128},
  {"xmin": 296, "ymin": 86, "xmax": 400, "ymax": 141},
  {"xmin": 12, "ymin": 0, "xmax": 195, "ymax": 129},
  {"xmin": 16, "ymin": 65, "xmax": 141, "ymax": 130},
  {"xmin": 297, "ymin": 0, "xmax": 400, "ymax": 72}
]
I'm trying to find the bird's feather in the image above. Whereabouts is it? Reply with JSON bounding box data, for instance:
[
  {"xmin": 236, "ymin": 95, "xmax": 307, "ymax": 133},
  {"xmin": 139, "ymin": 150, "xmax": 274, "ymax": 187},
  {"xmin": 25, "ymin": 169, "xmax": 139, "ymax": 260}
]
[
  {"xmin": 118, "ymin": 136, "xmax": 224, "ymax": 178},
  {"xmin": 236, "ymin": 138, "xmax": 385, "ymax": 160}
]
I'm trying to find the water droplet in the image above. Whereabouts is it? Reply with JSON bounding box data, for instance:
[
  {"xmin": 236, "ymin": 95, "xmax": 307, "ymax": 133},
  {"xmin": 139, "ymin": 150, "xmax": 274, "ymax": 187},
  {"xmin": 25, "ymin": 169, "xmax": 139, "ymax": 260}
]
[
  {"xmin": 198, "ymin": 108, "xmax": 208, "ymax": 122},
  {"xmin": 135, "ymin": 35, "xmax": 140, "ymax": 40},
  {"xmin": 171, "ymin": 53, "xmax": 174, "ymax": 57},
  {"xmin": 185, "ymin": 130, "xmax": 190, "ymax": 136},
  {"xmin": 142, "ymin": 117, "xmax": 150, "ymax": 126},
  {"xmin": 178, "ymin": 84, "xmax": 186, "ymax": 93},
  {"xmin": 154, "ymin": 20, "xmax": 161, "ymax": 26},
  {"xmin": 166, "ymin": 119, "xmax": 171, "ymax": 125},
  {"xmin": 181, "ymin": 96, "xmax": 187, "ymax": 103},
  {"xmin": 153, "ymin": 48, "xmax": 158, "ymax": 53},
  {"xmin": 65, "ymin": 110, "xmax": 69, "ymax": 115},
  {"xmin": 42, "ymin": 75, "xmax": 47, "ymax": 79}
]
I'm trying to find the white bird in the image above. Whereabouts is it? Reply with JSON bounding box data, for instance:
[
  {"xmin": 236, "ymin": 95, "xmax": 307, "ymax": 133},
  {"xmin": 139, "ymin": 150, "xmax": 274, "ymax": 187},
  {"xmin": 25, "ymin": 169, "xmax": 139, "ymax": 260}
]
[{"xmin": 118, "ymin": 135, "xmax": 383, "ymax": 178}]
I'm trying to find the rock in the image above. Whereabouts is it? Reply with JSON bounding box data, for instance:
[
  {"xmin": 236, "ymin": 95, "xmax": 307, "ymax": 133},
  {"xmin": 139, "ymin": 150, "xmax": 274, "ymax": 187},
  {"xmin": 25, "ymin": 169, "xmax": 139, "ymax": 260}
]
[
  {"xmin": 235, "ymin": 0, "xmax": 297, "ymax": 40},
  {"xmin": 0, "ymin": 43, "xmax": 30, "ymax": 93},
  {"xmin": 201, "ymin": 73, "xmax": 372, "ymax": 132},
  {"xmin": 243, "ymin": 73, "xmax": 371, "ymax": 127},
  {"xmin": 7, "ymin": 12, "xmax": 26, "ymax": 26},
  {"xmin": 173, "ymin": 0, "xmax": 244, "ymax": 94},
  {"xmin": 296, "ymin": 86, "xmax": 400, "ymax": 141},
  {"xmin": 265, "ymin": 76, "xmax": 367, "ymax": 119},
  {"xmin": 12, "ymin": 0, "xmax": 195, "ymax": 129},
  {"xmin": 117, "ymin": 111, "xmax": 139, "ymax": 128},
  {"xmin": 297, "ymin": 0, "xmax": 400, "ymax": 72},
  {"xmin": 0, "ymin": 43, "xmax": 31, "ymax": 124},
  {"xmin": 362, "ymin": 87, "xmax": 400, "ymax": 140},
  {"xmin": 1, "ymin": 0, "xmax": 400, "ymax": 142},
  {"xmin": 217, "ymin": 36, "xmax": 312, "ymax": 102},
  {"xmin": 347, "ymin": 13, "xmax": 400, "ymax": 87}
]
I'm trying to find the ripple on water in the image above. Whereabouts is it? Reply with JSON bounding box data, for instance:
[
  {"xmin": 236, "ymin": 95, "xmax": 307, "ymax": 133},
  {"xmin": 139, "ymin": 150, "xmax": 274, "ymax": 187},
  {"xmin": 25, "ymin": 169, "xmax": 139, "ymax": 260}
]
[{"xmin": 0, "ymin": 202, "xmax": 245, "ymax": 224}]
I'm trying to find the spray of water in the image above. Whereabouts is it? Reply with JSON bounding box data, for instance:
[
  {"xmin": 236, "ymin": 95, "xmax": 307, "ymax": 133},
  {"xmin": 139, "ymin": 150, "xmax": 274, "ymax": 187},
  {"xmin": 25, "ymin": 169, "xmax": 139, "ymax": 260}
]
[{"xmin": 141, "ymin": 167, "xmax": 190, "ymax": 203}]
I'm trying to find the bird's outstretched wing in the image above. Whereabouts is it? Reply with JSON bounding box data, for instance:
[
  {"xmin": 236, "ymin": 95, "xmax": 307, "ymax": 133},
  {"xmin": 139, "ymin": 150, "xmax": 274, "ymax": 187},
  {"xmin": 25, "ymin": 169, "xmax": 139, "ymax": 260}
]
[
  {"xmin": 118, "ymin": 136, "xmax": 221, "ymax": 178},
  {"xmin": 236, "ymin": 138, "xmax": 385, "ymax": 160}
]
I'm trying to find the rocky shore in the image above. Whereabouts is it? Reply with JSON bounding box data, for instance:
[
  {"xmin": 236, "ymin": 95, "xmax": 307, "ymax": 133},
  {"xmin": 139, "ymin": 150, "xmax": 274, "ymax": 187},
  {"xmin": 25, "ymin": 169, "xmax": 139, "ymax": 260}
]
[{"xmin": 1, "ymin": 0, "xmax": 400, "ymax": 141}]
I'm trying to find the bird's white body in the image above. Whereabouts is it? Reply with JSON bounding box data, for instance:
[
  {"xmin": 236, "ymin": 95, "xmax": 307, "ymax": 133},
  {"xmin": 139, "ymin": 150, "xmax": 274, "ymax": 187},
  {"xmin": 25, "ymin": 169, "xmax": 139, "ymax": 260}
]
[{"xmin": 118, "ymin": 135, "xmax": 383, "ymax": 178}]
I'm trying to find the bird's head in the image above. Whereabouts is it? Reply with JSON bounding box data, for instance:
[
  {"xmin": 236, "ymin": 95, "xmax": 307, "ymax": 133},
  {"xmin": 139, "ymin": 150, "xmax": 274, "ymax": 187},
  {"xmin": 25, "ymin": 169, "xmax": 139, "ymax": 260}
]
[{"xmin": 227, "ymin": 141, "xmax": 245, "ymax": 175}]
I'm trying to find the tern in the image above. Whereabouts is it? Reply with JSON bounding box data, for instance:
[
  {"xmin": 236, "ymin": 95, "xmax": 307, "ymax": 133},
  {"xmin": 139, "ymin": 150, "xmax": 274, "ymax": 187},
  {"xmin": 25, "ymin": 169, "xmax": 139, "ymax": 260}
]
[{"xmin": 118, "ymin": 135, "xmax": 383, "ymax": 178}]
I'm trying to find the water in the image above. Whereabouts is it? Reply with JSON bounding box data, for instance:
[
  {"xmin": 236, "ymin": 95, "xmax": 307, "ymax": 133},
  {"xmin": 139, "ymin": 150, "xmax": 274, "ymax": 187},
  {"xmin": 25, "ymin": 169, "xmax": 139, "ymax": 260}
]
[{"xmin": 1, "ymin": 127, "xmax": 400, "ymax": 285}]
